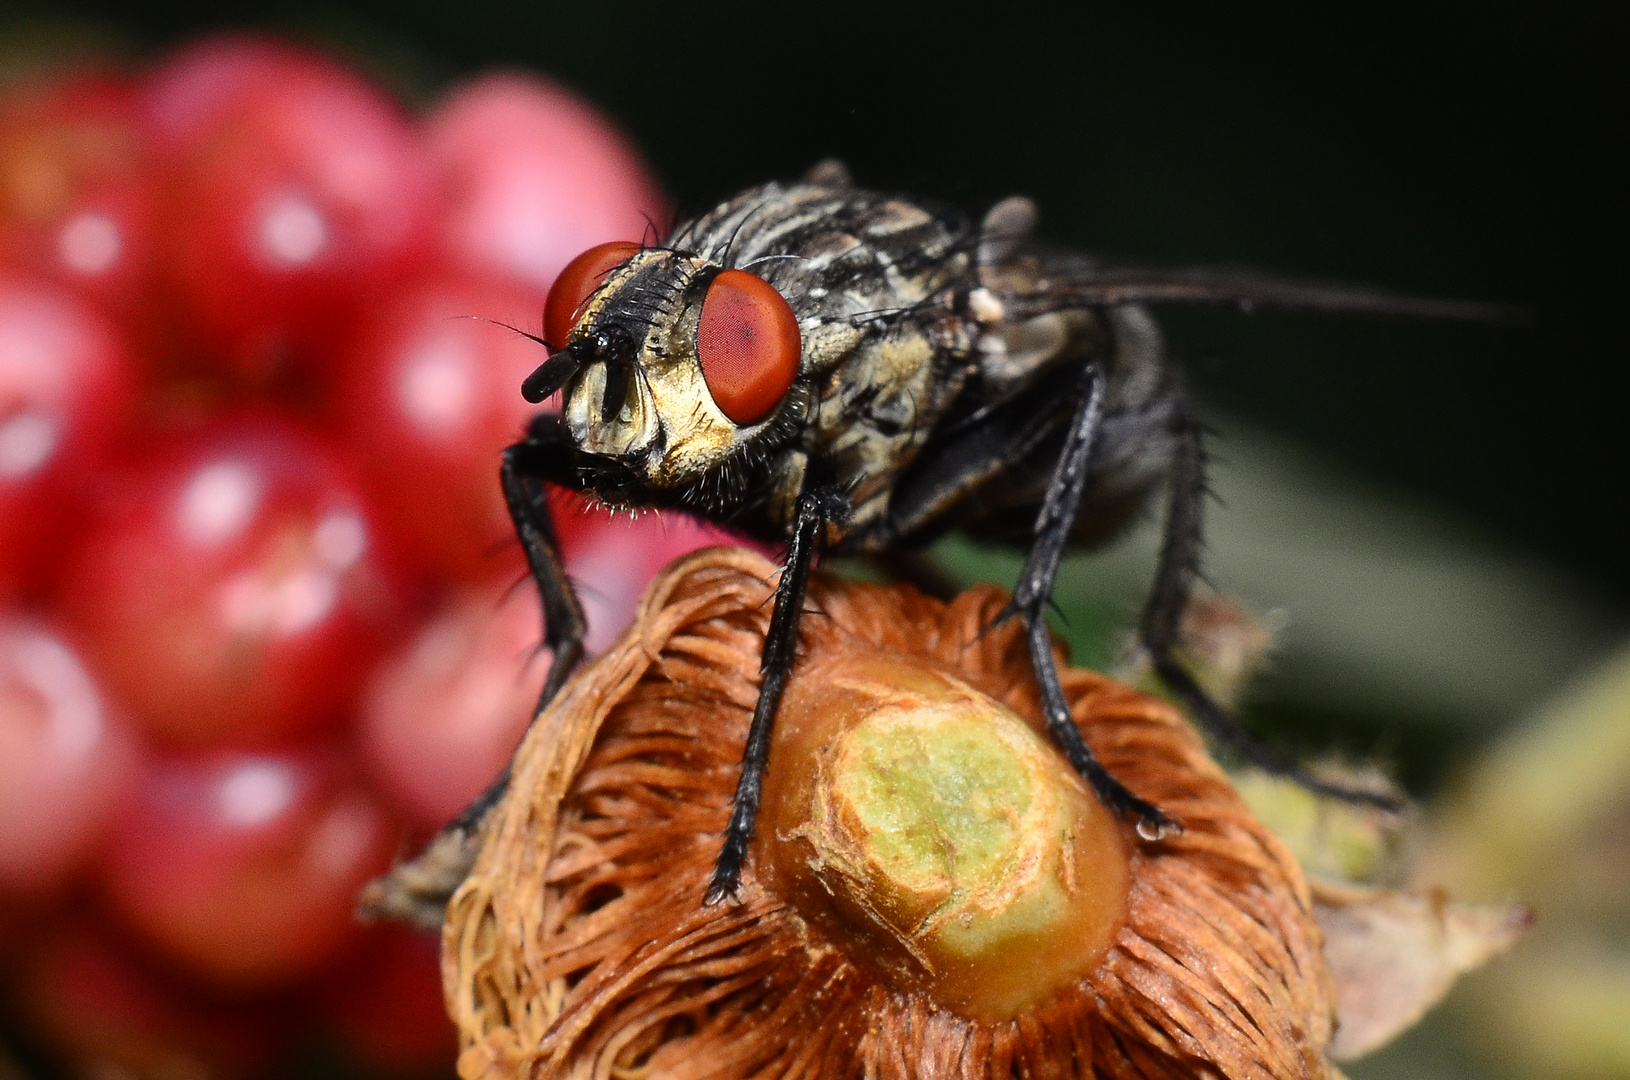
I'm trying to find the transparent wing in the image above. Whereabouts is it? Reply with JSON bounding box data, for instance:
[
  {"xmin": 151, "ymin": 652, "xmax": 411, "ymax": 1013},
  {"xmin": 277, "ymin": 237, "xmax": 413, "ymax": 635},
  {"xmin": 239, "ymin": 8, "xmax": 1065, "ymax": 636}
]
[{"xmin": 998, "ymin": 247, "xmax": 1521, "ymax": 324}]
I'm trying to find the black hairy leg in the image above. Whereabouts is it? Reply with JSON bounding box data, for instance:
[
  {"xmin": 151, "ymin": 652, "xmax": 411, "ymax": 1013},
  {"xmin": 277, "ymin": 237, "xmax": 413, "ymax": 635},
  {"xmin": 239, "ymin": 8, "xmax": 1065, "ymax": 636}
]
[
  {"xmin": 1140, "ymin": 420, "xmax": 1405, "ymax": 812},
  {"xmin": 499, "ymin": 416, "xmax": 592, "ymax": 726},
  {"xmin": 447, "ymin": 415, "xmax": 592, "ymax": 831},
  {"xmin": 998, "ymin": 363, "xmax": 1178, "ymax": 840},
  {"xmin": 358, "ymin": 415, "xmax": 590, "ymax": 927},
  {"xmin": 705, "ymin": 485, "xmax": 849, "ymax": 905}
]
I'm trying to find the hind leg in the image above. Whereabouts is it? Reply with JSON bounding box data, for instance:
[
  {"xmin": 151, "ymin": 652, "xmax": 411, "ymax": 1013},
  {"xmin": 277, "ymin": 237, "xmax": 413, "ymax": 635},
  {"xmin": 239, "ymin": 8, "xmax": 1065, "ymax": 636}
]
[{"xmin": 1140, "ymin": 419, "xmax": 1404, "ymax": 811}]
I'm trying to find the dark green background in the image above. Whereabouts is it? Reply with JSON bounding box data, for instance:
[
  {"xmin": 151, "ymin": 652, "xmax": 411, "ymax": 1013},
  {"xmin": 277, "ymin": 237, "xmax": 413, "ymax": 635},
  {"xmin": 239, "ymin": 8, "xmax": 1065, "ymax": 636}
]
[{"xmin": 10, "ymin": 0, "xmax": 1628, "ymax": 602}]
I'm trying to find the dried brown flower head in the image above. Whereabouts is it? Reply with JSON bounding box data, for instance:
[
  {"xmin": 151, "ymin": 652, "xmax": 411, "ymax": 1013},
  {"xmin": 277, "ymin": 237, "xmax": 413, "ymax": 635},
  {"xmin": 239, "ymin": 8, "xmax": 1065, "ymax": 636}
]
[{"xmin": 444, "ymin": 548, "xmax": 1337, "ymax": 1080}]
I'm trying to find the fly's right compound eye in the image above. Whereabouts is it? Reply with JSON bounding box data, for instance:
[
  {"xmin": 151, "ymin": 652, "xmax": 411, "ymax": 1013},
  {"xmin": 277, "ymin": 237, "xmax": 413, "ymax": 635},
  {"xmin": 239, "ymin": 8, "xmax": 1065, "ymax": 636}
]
[
  {"xmin": 696, "ymin": 269, "xmax": 801, "ymax": 425},
  {"xmin": 543, "ymin": 241, "xmax": 642, "ymax": 348}
]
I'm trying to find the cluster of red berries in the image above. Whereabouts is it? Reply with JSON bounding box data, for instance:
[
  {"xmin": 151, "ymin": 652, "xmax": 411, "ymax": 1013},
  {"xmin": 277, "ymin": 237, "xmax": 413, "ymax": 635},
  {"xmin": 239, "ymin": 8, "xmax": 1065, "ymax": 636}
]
[{"xmin": 0, "ymin": 34, "xmax": 727, "ymax": 1078}]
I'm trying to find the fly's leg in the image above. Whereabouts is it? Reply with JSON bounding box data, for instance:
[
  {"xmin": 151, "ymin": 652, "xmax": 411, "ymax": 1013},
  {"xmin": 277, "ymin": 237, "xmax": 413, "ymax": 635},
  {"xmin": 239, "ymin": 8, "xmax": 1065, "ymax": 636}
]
[
  {"xmin": 437, "ymin": 422, "xmax": 592, "ymax": 831},
  {"xmin": 359, "ymin": 415, "xmax": 589, "ymax": 927},
  {"xmin": 1001, "ymin": 363, "xmax": 1177, "ymax": 839},
  {"xmin": 499, "ymin": 422, "xmax": 591, "ymax": 721},
  {"xmin": 1141, "ymin": 421, "xmax": 1405, "ymax": 812},
  {"xmin": 705, "ymin": 486, "xmax": 848, "ymax": 905}
]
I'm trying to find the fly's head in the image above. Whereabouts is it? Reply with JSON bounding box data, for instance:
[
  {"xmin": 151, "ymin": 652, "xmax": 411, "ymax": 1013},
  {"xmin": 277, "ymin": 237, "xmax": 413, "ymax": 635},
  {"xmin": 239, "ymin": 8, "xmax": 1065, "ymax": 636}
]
[{"xmin": 522, "ymin": 241, "xmax": 805, "ymax": 493}]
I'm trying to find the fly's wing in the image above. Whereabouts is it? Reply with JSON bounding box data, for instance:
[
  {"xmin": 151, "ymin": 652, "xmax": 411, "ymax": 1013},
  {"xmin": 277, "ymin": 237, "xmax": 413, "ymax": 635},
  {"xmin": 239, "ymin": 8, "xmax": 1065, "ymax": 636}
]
[
  {"xmin": 976, "ymin": 196, "xmax": 1520, "ymax": 324},
  {"xmin": 1011, "ymin": 249, "xmax": 1520, "ymax": 322}
]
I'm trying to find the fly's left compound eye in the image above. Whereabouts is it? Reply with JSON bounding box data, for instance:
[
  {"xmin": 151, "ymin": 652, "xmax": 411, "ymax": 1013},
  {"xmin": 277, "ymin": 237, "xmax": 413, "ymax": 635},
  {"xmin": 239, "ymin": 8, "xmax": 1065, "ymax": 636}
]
[
  {"xmin": 696, "ymin": 269, "xmax": 801, "ymax": 425},
  {"xmin": 544, "ymin": 241, "xmax": 643, "ymax": 347}
]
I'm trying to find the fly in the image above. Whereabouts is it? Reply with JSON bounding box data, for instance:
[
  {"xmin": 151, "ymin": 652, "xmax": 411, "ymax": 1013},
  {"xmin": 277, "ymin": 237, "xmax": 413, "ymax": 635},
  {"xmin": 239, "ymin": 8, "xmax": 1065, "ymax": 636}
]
[{"xmin": 365, "ymin": 159, "xmax": 1510, "ymax": 926}]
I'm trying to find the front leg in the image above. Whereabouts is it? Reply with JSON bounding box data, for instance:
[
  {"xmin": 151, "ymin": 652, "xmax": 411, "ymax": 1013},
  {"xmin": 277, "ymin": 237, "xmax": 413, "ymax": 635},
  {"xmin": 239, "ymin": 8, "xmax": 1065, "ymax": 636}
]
[
  {"xmin": 705, "ymin": 486, "xmax": 849, "ymax": 905},
  {"xmin": 1003, "ymin": 362, "xmax": 1178, "ymax": 839},
  {"xmin": 359, "ymin": 415, "xmax": 589, "ymax": 927}
]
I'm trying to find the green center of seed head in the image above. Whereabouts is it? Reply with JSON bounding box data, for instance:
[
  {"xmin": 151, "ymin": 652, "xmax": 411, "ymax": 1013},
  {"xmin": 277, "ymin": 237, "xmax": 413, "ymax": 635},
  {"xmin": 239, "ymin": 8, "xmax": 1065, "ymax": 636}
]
[
  {"xmin": 837, "ymin": 710, "xmax": 1034, "ymax": 898},
  {"xmin": 763, "ymin": 657, "xmax": 1130, "ymax": 1019}
]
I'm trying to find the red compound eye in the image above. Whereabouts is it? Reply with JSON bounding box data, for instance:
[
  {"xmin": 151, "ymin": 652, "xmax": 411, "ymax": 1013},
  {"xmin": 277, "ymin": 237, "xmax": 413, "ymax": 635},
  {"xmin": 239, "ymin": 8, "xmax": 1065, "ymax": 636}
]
[
  {"xmin": 543, "ymin": 241, "xmax": 641, "ymax": 347},
  {"xmin": 696, "ymin": 269, "xmax": 801, "ymax": 425}
]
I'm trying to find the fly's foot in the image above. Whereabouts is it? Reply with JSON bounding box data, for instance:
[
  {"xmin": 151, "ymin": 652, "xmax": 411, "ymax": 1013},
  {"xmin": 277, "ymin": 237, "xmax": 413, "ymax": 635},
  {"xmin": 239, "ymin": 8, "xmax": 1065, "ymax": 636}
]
[
  {"xmin": 1134, "ymin": 808, "xmax": 1183, "ymax": 842},
  {"xmin": 1077, "ymin": 754, "xmax": 1182, "ymax": 842},
  {"xmin": 705, "ymin": 831, "xmax": 748, "ymax": 906}
]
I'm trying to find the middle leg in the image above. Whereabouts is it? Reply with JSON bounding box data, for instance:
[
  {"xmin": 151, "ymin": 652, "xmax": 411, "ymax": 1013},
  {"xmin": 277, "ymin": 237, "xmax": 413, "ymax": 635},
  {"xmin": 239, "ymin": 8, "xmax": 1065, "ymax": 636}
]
[{"xmin": 1003, "ymin": 362, "xmax": 1177, "ymax": 838}]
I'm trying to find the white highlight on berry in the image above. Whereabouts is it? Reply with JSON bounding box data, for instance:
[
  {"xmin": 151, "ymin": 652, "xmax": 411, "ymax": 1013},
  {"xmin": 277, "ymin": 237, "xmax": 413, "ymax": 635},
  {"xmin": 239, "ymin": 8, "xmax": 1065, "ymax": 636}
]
[
  {"xmin": 217, "ymin": 760, "xmax": 297, "ymax": 829},
  {"xmin": 305, "ymin": 796, "xmax": 378, "ymax": 879},
  {"xmin": 0, "ymin": 411, "xmax": 59, "ymax": 480},
  {"xmin": 56, "ymin": 212, "xmax": 123, "ymax": 276},
  {"xmin": 178, "ymin": 461, "xmax": 261, "ymax": 547},
  {"xmin": 218, "ymin": 568, "xmax": 339, "ymax": 638},
  {"xmin": 257, "ymin": 193, "xmax": 328, "ymax": 267},
  {"xmin": 4, "ymin": 624, "xmax": 104, "ymax": 760},
  {"xmin": 398, "ymin": 333, "xmax": 475, "ymax": 433},
  {"xmin": 313, "ymin": 511, "xmax": 368, "ymax": 569}
]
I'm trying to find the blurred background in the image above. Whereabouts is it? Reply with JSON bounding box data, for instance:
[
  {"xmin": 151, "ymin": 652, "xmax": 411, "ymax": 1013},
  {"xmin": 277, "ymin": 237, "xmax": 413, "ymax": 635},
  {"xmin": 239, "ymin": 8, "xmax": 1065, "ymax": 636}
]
[{"xmin": 1, "ymin": 2, "xmax": 1625, "ymax": 1078}]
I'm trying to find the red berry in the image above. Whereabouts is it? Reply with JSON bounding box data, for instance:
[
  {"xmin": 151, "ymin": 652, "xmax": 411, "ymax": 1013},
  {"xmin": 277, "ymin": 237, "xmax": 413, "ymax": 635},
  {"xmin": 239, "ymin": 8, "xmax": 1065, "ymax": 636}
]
[
  {"xmin": 16, "ymin": 916, "xmax": 290, "ymax": 1078},
  {"xmin": 428, "ymin": 72, "xmax": 666, "ymax": 293},
  {"xmin": 359, "ymin": 515, "xmax": 754, "ymax": 828},
  {"xmin": 359, "ymin": 577, "xmax": 545, "ymax": 828},
  {"xmin": 318, "ymin": 925, "xmax": 456, "ymax": 1075},
  {"xmin": 0, "ymin": 74, "xmax": 159, "ymax": 332},
  {"xmin": 140, "ymin": 35, "xmax": 341, "ymax": 150},
  {"xmin": 102, "ymin": 745, "xmax": 396, "ymax": 988},
  {"xmin": 0, "ymin": 273, "xmax": 139, "ymax": 599},
  {"xmin": 55, "ymin": 414, "xmax": 412, "ymax": 748},
  {"xmin": 330, "ymin": 271, "xmax": 571, "ymax": 582},
  {"xmin": 0, "ymin": 615, "xmax": 139, "ymax": 893},
  {"xmin": 145, "ymin": 36, "xmax": 438, "ymax": 382},
  {"xmin": 563, "ymin": 509, "xmax": 753, "ymax": 653}
]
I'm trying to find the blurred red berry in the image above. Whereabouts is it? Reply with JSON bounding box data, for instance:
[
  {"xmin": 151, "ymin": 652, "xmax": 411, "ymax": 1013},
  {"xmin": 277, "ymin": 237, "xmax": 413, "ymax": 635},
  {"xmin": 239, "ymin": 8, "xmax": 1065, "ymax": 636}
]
[
  {"xmin": 428, "ymin": 71, "xmax": 666, "ymax": 293},
  {"xmin": 102, "ymin": 746, "xmax": 397, "ymax": 988},
  {"xmin": 1, "ymin": 273, "xmax": 139, "ymax": 599},
  {"xmin": 0, "ymin": 72, "xmax": 158, "ymax": 333},
  {"xmin": 359, "ymin": 577, "xmax": 544, "ymax": 828},
  {"xmin": 0, "ymin": 74, "xmax": 160, "ymax": 332},
  {"xmin": 319, "ymin": 925, "xmax": 457, "ymax": 1075},
  {"xmin": 55, "ymin": 414, "xmax": 412, "ymax": 748},
  {"xmin": 565, "ymin": 509, "xmax": 750, "ymax": 652},
  {"xmin": 145, "ymin": 35, "xmax": 438, "ymax": 382},
  {"xmin": 140, "ymin": 34, "xmax": 340, "ymax": 150},
  {"xmin": 331, "ymin": 271, "xmax": 569, "ymax": 582},
  {"xmin": 359, "ymin": 514, "xmax": 753, "ymax": 828},
  {"xmin": 0, "ymin": 35, "xmax": 715, "ymax": 1073},
  {"xmin": 17, "ymin": 916, "xmax": 290, "ymax": 1078},
  {"xmin": 0, "ymin": 615, "xmax": 139, "ymax": 893}
]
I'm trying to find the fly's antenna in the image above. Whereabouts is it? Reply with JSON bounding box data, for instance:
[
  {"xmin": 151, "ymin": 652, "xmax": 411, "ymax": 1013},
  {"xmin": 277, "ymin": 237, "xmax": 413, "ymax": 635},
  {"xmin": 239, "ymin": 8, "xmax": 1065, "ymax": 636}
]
[{"xmin": 520, "ymin": 345, "xmax": 585, "ymax": 403}]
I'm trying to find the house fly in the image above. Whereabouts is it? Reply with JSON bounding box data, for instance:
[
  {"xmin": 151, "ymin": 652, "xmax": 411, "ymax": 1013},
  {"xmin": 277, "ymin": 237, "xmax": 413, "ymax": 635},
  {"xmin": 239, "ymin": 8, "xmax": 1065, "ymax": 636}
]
[{"xmin": 364, "ymin": 159, "xmax": 1507, "ymax": 927}]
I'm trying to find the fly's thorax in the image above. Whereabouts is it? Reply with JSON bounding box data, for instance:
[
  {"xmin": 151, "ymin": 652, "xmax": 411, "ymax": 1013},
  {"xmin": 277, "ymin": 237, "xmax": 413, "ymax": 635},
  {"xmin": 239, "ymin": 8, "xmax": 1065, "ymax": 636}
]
[{"xmin": 811, "ymin": 311, "xmax": 978, "ymax": 537}]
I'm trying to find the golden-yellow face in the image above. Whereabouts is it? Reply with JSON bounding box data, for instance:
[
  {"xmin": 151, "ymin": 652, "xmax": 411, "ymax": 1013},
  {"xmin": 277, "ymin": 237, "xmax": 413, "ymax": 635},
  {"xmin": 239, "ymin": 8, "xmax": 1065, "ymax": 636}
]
[
  {"xmin": 561, "ymin": 251, "xmax": 736, "ymax": 487},
  {"xmin": 546, "ymin": 246, "xmax": 806, "ymax": 490}
]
